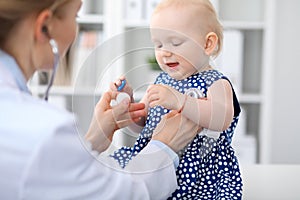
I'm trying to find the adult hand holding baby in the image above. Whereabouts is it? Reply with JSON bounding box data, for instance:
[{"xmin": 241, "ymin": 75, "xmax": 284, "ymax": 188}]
[{"xmin": 152, "ymin": 110, "xmax": 199, "ymax": 152}]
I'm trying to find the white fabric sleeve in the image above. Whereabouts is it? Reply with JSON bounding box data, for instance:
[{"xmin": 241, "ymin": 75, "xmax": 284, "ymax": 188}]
[
  {"xmin": 20, "ymin": 117, "xmax": 178, "ymax": 200},
  {"xmin": 150, "ymin": 140, "xmax": 179, "ymax": 168},
  {"xmin": 124, "ymin": 141, "xmax": 179, "ymax": 199}
]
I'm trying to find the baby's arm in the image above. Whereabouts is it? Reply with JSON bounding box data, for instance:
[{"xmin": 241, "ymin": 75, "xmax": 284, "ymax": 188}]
[
  {"xmin": 147, "ymin": 79, "xmax": 234, "ymax": 131},
  {"xmin": 182, "ymin": 79, "xmax": 234, "ymax": 131}
]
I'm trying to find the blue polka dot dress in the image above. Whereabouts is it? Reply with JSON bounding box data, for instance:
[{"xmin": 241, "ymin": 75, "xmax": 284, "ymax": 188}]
[{"xmin": 111, "ymin": 70, "xmax": 243, "ymax": 199}]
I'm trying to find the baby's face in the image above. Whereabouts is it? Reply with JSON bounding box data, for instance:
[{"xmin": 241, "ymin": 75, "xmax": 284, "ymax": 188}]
[{"xmin": 150, "ymin": 5, "xmax": 210, "ymax": 80}]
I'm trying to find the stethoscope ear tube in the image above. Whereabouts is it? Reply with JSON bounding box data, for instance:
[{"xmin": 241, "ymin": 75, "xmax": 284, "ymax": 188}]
[{"xmin": 44, "ymin": 39, "xmax": 59, "ymax": 101}]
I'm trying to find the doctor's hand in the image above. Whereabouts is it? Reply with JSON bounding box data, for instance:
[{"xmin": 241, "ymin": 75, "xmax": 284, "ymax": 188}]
[
  {"xmin": 152, "ymin": 111, "xmax": 200, "ymax": 153},
  {"xmin": 110, "ymin": 76, "xmax": 134, "ymax": 102},
  {"xmin": 85, "ymin": 91, "xmax": 146, "ymax": 153}
]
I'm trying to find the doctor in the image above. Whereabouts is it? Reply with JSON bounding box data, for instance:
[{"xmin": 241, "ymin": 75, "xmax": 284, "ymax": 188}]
[{"xmin": 0, "ymin": 0, "xmax": 199, "ymax": 199}]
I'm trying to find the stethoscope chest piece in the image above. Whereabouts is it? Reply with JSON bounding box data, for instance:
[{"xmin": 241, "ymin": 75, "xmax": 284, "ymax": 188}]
[{"xmin": 185, "ymin": 88, "xmax": 205, "ymax": 99}]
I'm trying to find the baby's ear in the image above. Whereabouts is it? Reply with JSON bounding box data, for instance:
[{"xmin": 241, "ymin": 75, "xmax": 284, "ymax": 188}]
[{"xmin": 204, "ymin": 32, "xmax": 218, "ymax": 56}]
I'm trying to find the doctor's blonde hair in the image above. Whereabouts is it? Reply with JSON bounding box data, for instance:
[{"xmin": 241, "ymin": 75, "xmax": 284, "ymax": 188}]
[
  {"xmin": 0, "ymin": 0, "xmax": 71, "ymax": 47},
  {"xmin": 152, "ymin": 0, "xmax": 223, "ymax": 57}
]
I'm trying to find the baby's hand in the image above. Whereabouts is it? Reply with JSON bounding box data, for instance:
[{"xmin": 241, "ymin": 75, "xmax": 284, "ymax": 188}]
[
  {"xmin": 147, "ymin": 84, "xmax": 185, "ymax": 111},
  {"xmin": 109, "ymin": 76, "xmax": 133, "ymax": 100}
]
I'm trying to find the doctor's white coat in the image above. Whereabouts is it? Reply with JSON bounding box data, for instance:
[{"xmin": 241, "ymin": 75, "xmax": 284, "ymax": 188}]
[{"xmin": 0, "ymin": 50, "xmax": 178, "ymax": 200}]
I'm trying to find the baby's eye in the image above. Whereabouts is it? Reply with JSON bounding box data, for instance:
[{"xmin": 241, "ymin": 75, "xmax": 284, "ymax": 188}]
[
  {"xmin": 172, "ymin": 41, "xmax": 182, "ymax": 46},
  {"xmin": 154, "ymin": 43, "xmax": 163, "ymax": 49},
  {"xmin": 170, "ymin": 38, "xmax": 183, "ymax": 47}
]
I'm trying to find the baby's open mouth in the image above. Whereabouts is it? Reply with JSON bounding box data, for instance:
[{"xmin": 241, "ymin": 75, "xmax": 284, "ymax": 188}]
[{"xmin": 166, "ymin": 62, "xmax": 179, "ymax": 68}]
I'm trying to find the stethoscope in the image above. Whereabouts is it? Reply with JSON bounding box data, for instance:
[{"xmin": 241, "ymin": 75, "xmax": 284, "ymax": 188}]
[
  {"xmin": 44, "ymin": 39, "xmax": 59, "ymax": 101},
  {"xmin": 185, "ymin": 87, "xmax": 205, "ymax": 99}
]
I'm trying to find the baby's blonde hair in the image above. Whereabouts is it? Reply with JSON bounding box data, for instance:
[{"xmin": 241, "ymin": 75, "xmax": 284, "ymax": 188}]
[{"xmin": 153, "ymin": 0, "xmax": 223, "ymax": 57}]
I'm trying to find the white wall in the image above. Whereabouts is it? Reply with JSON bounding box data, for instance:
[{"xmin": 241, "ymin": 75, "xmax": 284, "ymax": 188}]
[
  {"xmin": 270, "ymin": 0, "xmax": 300, "ymax": 163},
  {"xmin": 241, "ymin": 165, "xmax": 300, "ymax": 199}
]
